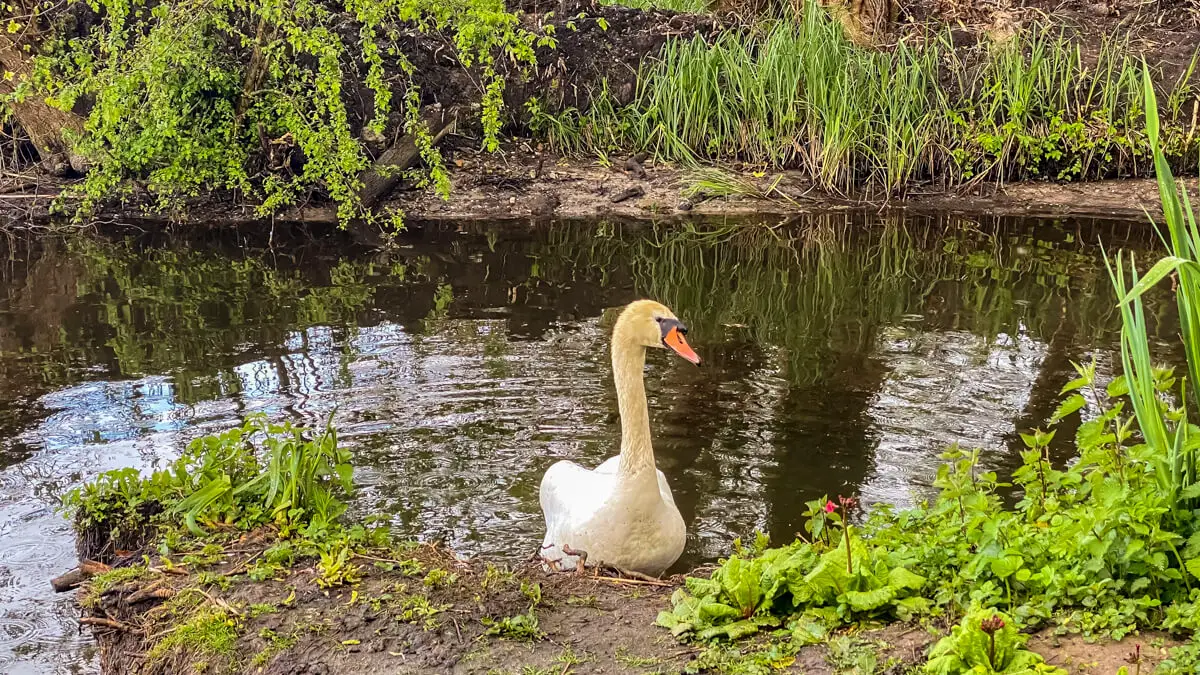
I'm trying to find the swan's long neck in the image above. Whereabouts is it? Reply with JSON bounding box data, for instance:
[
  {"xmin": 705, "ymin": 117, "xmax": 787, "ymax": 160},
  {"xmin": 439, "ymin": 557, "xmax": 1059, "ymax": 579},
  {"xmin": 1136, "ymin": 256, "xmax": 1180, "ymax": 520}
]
[{"xmin": 612, "ymin": 334, "xmax": 656, "ymax": 480}]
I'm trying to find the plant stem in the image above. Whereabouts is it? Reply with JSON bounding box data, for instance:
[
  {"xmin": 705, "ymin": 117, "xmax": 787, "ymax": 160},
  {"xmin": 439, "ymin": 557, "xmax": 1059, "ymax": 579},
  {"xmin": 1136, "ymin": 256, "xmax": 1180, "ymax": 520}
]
[{"xmin": 844, "ymin": 522, "xmax": 853, "ymax": 575}]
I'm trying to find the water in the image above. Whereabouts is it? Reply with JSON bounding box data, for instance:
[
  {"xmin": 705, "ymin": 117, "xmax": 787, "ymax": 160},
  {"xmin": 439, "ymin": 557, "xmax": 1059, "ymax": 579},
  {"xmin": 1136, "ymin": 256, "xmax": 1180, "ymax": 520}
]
[{"xmin": 0, "ymin": 212, "xmax": 1170, "ymax": 672}]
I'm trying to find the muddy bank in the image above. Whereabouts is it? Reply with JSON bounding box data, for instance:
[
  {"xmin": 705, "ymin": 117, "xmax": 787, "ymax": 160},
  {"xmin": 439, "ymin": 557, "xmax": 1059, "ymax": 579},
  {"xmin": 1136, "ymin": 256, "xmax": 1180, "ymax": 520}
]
[
  {"xmin": 68, "ymin": 536, "xmax": 1180, "ymax": 675},
  {"xmin": 369, "ymin": 154, "xmax": 1200, "ymax": 223},
  {"xmin": 2, "ymin": 157, "xmax": 1190, "ymax": 234}
]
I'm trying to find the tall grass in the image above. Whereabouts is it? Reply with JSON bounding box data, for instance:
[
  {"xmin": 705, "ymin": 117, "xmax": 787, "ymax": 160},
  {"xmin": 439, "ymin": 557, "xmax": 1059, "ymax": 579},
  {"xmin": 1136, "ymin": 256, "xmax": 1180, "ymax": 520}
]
[
  {"xmin": 531, "ymin": 0, "xmax": 1199, "ymax": 193},
  {"xmin": 1107, "ymin": 66, "xmax": 1200, "ymax": 512}
]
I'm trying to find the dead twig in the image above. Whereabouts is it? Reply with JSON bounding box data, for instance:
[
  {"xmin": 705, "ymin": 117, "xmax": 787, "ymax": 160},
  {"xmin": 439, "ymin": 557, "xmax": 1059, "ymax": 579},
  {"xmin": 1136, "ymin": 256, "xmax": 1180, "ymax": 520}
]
[{"xmin": 80, "ymin": 617, "xmax": 132, "ymax": 631}]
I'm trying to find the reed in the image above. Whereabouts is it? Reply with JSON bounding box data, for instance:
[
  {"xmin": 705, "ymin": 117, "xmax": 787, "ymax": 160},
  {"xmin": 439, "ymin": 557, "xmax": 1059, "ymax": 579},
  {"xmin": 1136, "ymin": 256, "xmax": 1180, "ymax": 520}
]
[
  {"xmin": 537, "ymin": 0, "xmax": 1196, "ymax": 193},
  {"xmin": 1107, "ymin": 66, "xmax": 1200, "ymax": 512}
]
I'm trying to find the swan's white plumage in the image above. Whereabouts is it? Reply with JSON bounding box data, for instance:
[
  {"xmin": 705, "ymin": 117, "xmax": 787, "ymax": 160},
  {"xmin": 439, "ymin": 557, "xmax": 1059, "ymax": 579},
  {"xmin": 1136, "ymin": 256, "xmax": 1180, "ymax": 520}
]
[
  {"xmin": 539, "ymin": 457, "xmax": 684, "ymax": 575},
  {"xmin": 537, "ymin": 299, "xmax": 694, "ymax": 577}
]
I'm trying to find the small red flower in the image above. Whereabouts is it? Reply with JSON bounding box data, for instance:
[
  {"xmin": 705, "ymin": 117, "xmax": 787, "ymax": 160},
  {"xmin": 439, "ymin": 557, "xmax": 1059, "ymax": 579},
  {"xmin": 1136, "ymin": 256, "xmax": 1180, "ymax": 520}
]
[{"xmin": 825, "ymin": 500, "xmax": 836, "ymax": 514}]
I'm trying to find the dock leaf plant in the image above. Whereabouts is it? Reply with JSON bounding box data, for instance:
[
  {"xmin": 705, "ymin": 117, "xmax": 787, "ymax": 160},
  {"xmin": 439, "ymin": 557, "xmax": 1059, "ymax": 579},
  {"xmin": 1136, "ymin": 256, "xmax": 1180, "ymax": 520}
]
[{"xmin": 659, "ymin": 66, "xmax": 1200, "ymax": 672}]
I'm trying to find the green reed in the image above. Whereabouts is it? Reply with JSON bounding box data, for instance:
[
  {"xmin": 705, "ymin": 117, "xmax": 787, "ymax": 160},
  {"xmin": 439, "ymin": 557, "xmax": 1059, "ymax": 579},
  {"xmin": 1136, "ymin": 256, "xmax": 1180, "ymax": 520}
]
[
  {"xmin": 534, "ymin": 0, "xmax": 1196, "ymax": 193},
  {"xmin": 1107, "ymin": 66, "xmax": 1200, "ymax": 513}
]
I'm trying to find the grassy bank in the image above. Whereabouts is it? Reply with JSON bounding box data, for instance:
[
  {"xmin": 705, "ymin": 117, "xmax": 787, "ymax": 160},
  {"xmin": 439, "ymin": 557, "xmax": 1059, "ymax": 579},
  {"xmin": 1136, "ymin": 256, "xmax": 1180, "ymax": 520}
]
[
  {"xmin": 5, "ymin": 0, "xmax": 1200, "ymax": 223},
  {"xmin": 529, "ymin": 0, "xmax": 1200, "ymax": 196}
]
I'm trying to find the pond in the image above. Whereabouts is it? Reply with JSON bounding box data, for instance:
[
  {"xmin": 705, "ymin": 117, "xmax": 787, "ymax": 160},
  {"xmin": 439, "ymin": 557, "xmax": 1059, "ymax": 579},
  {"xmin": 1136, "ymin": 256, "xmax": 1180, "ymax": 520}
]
[{"xmin": 0, "ymin": 212, "xmax": 1170, "ymax": 673}]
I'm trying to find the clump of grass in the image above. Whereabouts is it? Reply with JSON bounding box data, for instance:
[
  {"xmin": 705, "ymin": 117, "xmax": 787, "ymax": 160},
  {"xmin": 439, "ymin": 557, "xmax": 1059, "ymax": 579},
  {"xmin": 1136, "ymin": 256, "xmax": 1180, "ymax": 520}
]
[
  {"xmin": 600, "ymin": 0, "xmax": 710, "ymax": 11},
  {"xmin": 682, "ymin": 168, "xmax": 797, "ymax": 204},
  {"xmin": 537, "ymin": 0, "xmax": 1199, "ymax": 194},
  {"xmin": 483, "ymin": 610, "xmax": 545, "ymax": 641},
  {"xmin": 146, "ymin": 607, "xmax": 239, "ymax": 666}
]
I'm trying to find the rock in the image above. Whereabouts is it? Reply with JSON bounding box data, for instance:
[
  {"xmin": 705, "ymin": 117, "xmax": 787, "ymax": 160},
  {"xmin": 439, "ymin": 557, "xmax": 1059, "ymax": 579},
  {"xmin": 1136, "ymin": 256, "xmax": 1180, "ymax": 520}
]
[
  {"xmin": 677, "ymin": 200, "xmax": 693, "ymax": 212},
  {"xmin": 624, "ymin": 154, "xmax": 647, "ymax": 180},
  {"xmin": 530, "ymin": 192, "xmax": 560, "ymax": 216},
  {"xmin": 610, "ymin": 185, "xmax": 645, "ymax": 204}
]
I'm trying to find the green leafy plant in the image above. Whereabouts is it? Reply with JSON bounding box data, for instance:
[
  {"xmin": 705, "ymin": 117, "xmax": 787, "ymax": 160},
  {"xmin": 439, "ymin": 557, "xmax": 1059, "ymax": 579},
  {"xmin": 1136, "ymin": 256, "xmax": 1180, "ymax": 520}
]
[
  {"xmin": 925, "ymin": 611, "xmax": 1065, "ymax": 675},
  {"xmin": 62, "ymin": 413, "xmax": 353, "ymax": 544},
  {"xmin": 22, "ymin": 0, "xmax": 551, "ymax": 224},
  {"xmin": 483, "ymin": 610, "xmax": 545, "ymax": 641}
]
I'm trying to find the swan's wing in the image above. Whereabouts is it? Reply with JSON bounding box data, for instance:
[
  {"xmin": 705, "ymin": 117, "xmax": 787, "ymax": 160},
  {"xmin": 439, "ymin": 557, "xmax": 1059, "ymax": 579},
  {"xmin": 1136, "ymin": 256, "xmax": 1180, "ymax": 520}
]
[
  {"xmin": 594, "ymin": 456, "xmax": 676, "ymax": 506},
  {"xmin": 539, "ymin": 460, "xmax": 609, "ymax": 532},
  {"xmin": 595, "ymin": 455, "xmax": 621, "ymax": 474},
  {"xmin": 656, "ymin": 469, "xmax": 677, "ymax": 507}
]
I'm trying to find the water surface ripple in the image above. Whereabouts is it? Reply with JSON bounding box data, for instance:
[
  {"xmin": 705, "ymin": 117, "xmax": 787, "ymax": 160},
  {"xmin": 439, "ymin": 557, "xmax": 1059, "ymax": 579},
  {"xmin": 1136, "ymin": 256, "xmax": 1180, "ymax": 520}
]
[{"xmin": 0, "ymin": 213, "xmax": 1169, "ymax": 672}]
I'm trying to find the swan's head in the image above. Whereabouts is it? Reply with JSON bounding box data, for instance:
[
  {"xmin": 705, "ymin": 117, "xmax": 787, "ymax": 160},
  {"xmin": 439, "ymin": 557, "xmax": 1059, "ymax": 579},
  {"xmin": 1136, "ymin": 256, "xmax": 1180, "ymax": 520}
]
[{"xmin": 615, "ymin": 299, "xmax": 701, "ymax": 365}]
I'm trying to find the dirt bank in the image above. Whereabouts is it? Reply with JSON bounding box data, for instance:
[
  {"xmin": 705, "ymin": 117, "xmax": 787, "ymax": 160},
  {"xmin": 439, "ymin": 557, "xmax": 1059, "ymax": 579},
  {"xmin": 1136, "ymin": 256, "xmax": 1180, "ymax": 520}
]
[
  {"xmin": 3, "ymin": 155, "xmax": 1190, "ymax": 235},
  {"xmin": 70, "ymin": 535, "xmax": 1180, "ymax": 675}
]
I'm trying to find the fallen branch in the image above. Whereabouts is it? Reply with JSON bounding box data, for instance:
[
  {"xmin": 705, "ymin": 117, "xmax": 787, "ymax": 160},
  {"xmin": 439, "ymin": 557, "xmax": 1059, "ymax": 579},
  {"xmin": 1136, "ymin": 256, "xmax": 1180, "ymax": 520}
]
[
  {"xmin": 50, "ymin": 560, "xmax": 112, "ymax": 593},
  {"xmin": 79, "ymin": 616, "xmax": 131, "ymax": 631},
  {"xmin": 355, "ymin": 105, "xmax": 458, "ymax": 209}
]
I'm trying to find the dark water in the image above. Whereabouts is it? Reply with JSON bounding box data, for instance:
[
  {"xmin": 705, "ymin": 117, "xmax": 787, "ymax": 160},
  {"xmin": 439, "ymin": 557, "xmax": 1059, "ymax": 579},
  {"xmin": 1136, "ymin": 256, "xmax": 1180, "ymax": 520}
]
[{"xmin": 0, "ymin": 212, "xmax": 1171, "ymax": 672}]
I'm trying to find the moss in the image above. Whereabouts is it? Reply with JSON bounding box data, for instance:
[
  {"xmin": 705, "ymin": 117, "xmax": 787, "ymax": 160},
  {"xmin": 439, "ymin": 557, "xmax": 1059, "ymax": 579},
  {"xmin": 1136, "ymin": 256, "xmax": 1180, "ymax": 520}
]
[
  {"xmin": 83, "ymin": 565, "xmax": 150, "ymax": 608},
  {"xmin": 250, "ymin": 627, "xmax": 299, "ymax": 668},
  {"xmin": 146, "ymin": 607, "xmax": 239, "ymax": 667}
]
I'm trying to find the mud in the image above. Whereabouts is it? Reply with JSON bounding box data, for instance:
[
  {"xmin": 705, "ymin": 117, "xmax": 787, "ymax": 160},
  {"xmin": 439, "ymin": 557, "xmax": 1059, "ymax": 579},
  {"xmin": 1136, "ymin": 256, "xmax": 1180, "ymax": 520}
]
[
  {"xmin": 4, "ymin": 153, "xmax": 1189, "ymax": 237},
  {"xmin": 74, "ymin": 533, "xmax": 1184, "ymax": 675}
]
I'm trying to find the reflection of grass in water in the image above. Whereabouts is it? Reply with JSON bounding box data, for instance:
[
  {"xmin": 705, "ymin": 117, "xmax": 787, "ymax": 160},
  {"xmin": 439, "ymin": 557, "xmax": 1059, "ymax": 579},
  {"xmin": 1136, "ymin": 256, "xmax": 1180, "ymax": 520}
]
[
  {"xmin": 9, "ymin": 239, "xmax": 386, "ymax": 401},
  {"xmin": 546, "ymin": 214, "xmax": 1149, "ymax": 384}
]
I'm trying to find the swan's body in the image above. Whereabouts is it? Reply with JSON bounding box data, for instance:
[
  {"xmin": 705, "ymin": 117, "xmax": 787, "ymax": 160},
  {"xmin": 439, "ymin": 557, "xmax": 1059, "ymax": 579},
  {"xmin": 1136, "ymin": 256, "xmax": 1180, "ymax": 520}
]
[{"xmin": 538, "ymin": 300, "xmax": 700, "ymax": 577}]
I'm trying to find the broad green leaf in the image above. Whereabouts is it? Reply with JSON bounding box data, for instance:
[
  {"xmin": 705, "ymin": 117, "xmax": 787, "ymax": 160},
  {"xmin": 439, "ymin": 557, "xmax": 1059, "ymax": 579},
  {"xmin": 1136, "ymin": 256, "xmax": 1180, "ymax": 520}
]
[
  {"xmin": 842, "ymin": 586, "xmax": 894, "ymax": 611},
  {"xmin": 1107, "ymin": 375, "xmax": 1129, "ymax": 398},
  {"xmin": 1186, "ymin": 558, "xmax": 1200, "ymax": 581},
  {"xmin": 989, "ymin": 555, "xmax": 1023, "ymax": 579},
  {"xmin": 1050, "ymin": 394, "xmax": 1087, "ymax": 423},
  {"xmin": 886, "ymin": 566, "xmax": 925, "ymax": 591}
]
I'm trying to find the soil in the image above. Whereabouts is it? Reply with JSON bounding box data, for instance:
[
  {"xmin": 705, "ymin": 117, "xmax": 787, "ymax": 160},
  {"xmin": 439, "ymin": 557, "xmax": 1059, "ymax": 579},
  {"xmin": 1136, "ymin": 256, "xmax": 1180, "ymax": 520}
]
[
  {"xmin": 71, "ymin": 534, "xmax": 1185, "ymax": 675},
  {"xmin": 6, "ymin": 151, "xmax": 1193, "ymax": 236}
]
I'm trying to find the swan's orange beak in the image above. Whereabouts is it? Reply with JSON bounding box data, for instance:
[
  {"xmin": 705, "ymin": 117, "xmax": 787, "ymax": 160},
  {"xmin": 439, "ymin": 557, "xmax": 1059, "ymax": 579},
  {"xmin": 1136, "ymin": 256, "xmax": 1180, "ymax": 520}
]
[{"xmin": 664, "ymin": 326, "xmax": 701, "ymax": 365}]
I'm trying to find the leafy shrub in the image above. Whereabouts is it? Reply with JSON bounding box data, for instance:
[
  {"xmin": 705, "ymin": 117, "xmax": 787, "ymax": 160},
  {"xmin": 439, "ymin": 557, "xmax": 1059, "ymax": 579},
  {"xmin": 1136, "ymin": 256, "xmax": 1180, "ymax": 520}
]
[
  {"xmin": 26, "ymin": 0, "xmax": 552, "ymax": 224},
  {"xmin": 661, "ymin": 360, "xmax": 1200, "ymax": 649}
]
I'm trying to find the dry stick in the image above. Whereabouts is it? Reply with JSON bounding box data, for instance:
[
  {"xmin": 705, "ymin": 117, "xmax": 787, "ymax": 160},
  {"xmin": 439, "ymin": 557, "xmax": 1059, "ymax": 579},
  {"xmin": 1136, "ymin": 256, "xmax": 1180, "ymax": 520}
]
[
  {"xmin": 592, "ymin": 575, "xmax": 672, "ymax": 588},
  {"xmin": 79, "ymin": 617, "xmax": 131, "ymax": 631},
  {"xmin": 222, "ymin": 550, "xmax": 263, "ymax": 577}
]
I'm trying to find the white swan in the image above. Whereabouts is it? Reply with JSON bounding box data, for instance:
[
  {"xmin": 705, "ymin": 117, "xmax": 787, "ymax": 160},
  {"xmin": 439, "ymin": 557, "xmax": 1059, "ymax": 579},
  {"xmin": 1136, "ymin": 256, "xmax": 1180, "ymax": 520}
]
[{"xmin": 538, "ymin": 299, "xmax": 700, "ymax": 577}]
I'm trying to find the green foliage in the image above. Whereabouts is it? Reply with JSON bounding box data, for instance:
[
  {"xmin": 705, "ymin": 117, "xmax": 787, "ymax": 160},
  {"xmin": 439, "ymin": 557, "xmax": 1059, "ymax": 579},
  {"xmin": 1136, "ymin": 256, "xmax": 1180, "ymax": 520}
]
[
  {"xmin": 659, "ymin": 517, "xmax": 927, "ymax": 640},
  {"xmin": 62, "ymin": 414, "xmax": 353, "ymax": 540},
  {"xmin": 925, "ymin": 611, "xmax": 1065, "ymax": 675},
  {"xmin": 1106, "ymin": 66, "xmax": 1200, "ymax": 518},
  {"xmin": 662, "ymin": 359, "xmax": 1199, "ymax": 662},
  {"xmin": 24, "ymin": 0, "xmax": 550, "ymax": 224},
  {"xmin": 315, "ymin": 540, "xmax": 363, "ymax": 588},
  {"xmin": 250, "ymin": 627, "xmax": 299, "ymax": 667},
  {"xmin": 598, "ymin": 0, "xmax": 710, "ymax": 12},
  {"xmin": 536, "ymin": 2, "xmax": 1198, "ymax": 193},
  {"xmin": 483, "ymin": 610, "xmax": 545, "ymax": 641}
]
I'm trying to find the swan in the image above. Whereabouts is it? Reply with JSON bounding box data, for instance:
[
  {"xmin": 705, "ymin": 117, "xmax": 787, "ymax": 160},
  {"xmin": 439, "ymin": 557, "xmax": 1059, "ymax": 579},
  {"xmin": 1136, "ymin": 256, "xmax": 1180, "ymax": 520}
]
[{"xmin": 538, "ymin": 299, "xmax": 700, "ymax": 577}]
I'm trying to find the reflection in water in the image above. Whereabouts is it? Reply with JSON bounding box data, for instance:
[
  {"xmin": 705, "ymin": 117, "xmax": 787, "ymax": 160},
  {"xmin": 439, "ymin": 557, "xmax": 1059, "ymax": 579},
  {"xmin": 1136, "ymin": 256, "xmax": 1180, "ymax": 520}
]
[{"xmin": 0, "ymin": 213, "xmax": 1170, "ymax": 672}]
